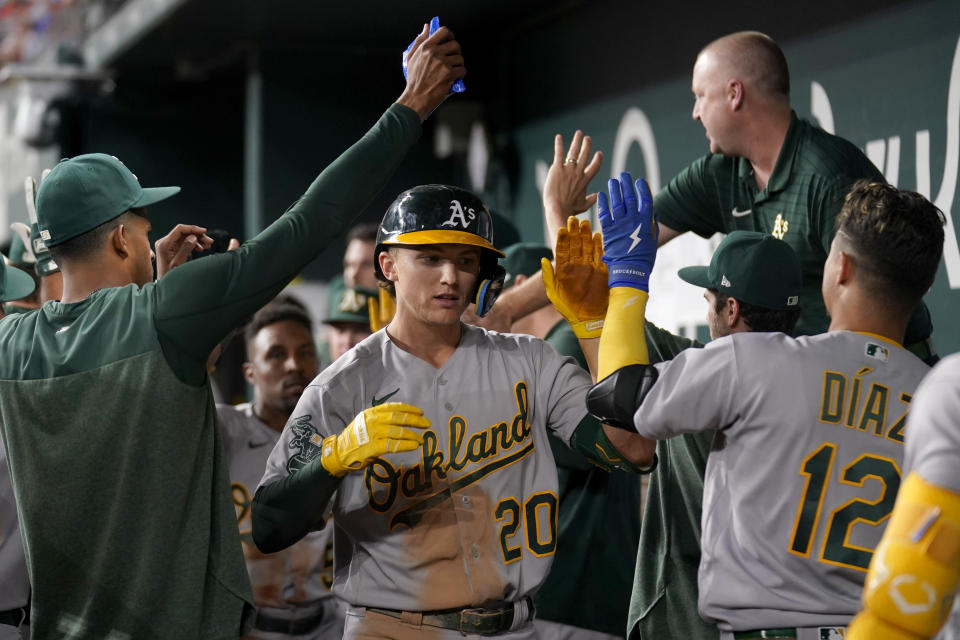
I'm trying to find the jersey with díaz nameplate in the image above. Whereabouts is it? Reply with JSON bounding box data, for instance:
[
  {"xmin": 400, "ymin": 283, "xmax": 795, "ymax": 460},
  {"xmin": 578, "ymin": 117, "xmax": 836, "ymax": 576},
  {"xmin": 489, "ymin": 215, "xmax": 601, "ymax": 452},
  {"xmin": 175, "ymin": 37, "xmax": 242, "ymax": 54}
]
[
  {"xmin": 259, "ymin": 324, "xmax": 591, "ymax": 612},
  {"xmin": 219, "ymin": 403, "xmax": 339, "ymax": 614},
  {"xmin": 634, "ymin": 330, "xmax": 928, "ymax": 631}
]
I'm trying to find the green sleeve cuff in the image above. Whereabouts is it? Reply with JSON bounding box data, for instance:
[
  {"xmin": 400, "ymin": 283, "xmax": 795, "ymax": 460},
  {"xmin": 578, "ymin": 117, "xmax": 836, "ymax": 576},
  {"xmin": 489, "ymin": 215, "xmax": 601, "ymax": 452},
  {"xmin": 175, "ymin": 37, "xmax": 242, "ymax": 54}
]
[
  {"xmin": 252, "ymin": 460, "xmax": 342, "ymax": 553},
  {"xmin": 569, "ymin": 414, "xmax": 657, "ymax": 474}
]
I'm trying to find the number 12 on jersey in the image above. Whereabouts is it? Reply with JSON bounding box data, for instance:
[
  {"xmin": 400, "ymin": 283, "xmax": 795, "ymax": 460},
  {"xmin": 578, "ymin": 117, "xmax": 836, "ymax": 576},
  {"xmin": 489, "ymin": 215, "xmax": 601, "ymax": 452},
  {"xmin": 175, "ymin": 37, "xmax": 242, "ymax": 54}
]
[{"xmin": 789, "ymin": 442, "xmax": 900, "ymax": 571}]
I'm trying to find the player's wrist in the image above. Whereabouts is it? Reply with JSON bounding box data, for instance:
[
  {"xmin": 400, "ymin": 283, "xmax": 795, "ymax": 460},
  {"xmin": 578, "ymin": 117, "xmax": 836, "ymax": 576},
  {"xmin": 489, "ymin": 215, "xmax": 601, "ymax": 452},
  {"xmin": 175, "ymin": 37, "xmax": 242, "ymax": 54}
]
[
  {"xmin": 395, "ymin": 92, "xmax": 431, "ymax": 123},
  {"xmin": 319, "ymin": 434, "xmax": 349, "ymax": 477},
  {"xmin": 570, "ymin": 318, "xmax": 604, "ymax": 339},
  {"xmin": 605, "ymin": 260, "xmax": 653, "ymax": 291}
]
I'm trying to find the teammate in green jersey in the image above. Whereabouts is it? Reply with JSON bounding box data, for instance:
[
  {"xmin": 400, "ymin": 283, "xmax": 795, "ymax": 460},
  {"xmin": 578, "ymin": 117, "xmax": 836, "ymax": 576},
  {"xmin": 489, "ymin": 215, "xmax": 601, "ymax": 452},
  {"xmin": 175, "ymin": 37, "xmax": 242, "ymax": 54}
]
[
  {"xmin": 656, "ymin": 31, "xmax": 933, "ymax": 354},
  {"xmin": 0, "ymin": 24, "xmax": 465, "ymax": 639}
]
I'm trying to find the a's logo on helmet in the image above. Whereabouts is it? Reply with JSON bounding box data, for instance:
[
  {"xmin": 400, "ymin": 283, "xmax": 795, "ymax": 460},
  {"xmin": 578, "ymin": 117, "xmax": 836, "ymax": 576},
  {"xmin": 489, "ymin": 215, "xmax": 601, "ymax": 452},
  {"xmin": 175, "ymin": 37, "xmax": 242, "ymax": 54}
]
[{"xmin": 442, "ymin": 199, "xmax": 476, "ymax": 229}]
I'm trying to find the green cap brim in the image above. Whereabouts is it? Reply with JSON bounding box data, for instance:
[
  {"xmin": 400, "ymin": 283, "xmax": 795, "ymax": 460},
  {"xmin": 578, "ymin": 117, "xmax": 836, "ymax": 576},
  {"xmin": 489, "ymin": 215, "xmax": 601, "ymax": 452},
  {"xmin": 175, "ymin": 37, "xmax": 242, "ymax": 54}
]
[
  {"xmin": 2, "ymin": 264, "xmax": 36, "ymax": 302},
  {"xmin": 677, "ymin": 265, "xmax": 712, "ymax": 289},
  {"xmin": 134, "ymin": 186, "xmax": 181, "ymax": 208}
]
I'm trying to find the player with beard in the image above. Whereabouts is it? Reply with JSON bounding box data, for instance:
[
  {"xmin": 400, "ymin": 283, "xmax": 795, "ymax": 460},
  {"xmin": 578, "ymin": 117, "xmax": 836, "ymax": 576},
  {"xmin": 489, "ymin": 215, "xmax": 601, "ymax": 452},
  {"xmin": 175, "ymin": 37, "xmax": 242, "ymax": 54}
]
[{"xmin": 218, "ymin": 300, "xmax": 347, "ymax": 639}]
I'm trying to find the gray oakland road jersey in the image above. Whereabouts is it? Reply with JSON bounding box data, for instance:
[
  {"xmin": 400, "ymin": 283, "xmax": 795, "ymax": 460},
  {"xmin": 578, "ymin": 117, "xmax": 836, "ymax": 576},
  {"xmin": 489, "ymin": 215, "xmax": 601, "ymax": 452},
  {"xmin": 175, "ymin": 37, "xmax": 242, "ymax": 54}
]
[
  {"xmin": 0, "ymin": 438, "xmax": 29, "ymax": 611},
  {"xmin": 902, "ymin": 353, "xmax": 960, "ymax": 640},
  {"xmin": 219, "ymin": 403, "xmax": 337, "ymax": 609},
  {"xmin": 259, "ymin": 324, "xmax": 591, "ymax": 612},
  {"xmin": 634, "ymin": 330, "xmax": 929, "ymax": 631}
]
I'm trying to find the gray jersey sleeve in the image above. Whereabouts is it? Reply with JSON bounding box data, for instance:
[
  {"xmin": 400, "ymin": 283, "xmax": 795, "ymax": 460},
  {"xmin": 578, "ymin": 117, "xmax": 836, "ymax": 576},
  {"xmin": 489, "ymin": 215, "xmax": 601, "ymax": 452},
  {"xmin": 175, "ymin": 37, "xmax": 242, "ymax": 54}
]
[
  {"xmin": 259, "ymin": 375, "xmax": 359, "ymax": 490},
  {"xmin": 633, "ymin": 337, "xmax": 739, "ymax": 440},
  {"xmin": 530, "ymin": 337, "xmax": 593, "ymax": 446},
  {"xmin": 904, "ymin": 353, "xmax": 960, "ymax": 493}
]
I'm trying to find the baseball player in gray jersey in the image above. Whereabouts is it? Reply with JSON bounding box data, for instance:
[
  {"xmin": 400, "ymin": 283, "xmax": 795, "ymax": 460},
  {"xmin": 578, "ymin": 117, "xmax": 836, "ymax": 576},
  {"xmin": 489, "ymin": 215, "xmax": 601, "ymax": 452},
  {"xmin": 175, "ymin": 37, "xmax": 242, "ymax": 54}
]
[
  {"xmin": 848, "ymin": 351, "xmax": 960, "ymax": 640},
  {"xmin": 218, "ymin": 301, "xmax": 346, "ymax": 639},
  {"xmin": 251, "ymin": 184, "xmax": 652, "ymax": 640},
  {"xmin": 586, "ymin": 177, "xmax": 945, "ymax": 639}
]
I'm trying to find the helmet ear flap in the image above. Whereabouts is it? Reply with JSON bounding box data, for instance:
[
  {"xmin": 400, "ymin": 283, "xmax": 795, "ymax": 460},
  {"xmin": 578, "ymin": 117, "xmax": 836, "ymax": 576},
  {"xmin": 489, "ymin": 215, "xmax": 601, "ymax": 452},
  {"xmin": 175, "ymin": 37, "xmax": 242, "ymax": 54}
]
[{"xmin": 473, "ymin": 264, "xmax": 505, "ymax": 317}]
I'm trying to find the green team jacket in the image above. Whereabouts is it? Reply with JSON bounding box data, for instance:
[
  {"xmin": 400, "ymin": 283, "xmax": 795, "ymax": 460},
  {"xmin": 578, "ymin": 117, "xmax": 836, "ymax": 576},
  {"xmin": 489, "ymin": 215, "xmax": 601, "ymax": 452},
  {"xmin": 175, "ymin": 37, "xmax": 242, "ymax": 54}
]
[
  {"xmin": 0, "ymin": 103, "xmax": 421, "ymax": 640},
  {"xmin": 626, "ymin": 325, "xmax": 717, "ymax": 640},
  {"xmin": 535, "ymin": 320, "xmax": 697, "ymax": 637}
]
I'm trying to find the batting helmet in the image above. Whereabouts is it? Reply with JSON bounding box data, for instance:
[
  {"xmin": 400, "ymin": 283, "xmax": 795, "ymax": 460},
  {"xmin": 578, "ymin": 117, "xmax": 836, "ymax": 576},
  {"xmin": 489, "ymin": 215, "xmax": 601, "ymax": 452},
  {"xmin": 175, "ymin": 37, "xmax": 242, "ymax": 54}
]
[{"xmin": 374, "ymin": 184, "xmax": 506, "ymax": 317}]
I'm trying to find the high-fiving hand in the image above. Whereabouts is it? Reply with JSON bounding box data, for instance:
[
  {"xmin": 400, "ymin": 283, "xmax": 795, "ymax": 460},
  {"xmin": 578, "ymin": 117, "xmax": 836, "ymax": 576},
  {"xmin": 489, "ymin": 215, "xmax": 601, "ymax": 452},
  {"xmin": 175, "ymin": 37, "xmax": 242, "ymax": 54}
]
[
  {"xmin": 597, "ymin": 172, "xmax": 657, "ymax": 291},
  {"xmin": 542, "ymin": 216, "xmax": 608, "ymax": 338}
]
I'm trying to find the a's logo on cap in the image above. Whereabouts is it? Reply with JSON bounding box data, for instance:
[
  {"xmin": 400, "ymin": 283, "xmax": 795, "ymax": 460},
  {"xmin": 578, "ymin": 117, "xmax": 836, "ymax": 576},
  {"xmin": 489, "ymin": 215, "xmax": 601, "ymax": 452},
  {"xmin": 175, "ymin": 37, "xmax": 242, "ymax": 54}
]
[
  {"xmin": 337, "ymin": 290, "xmax": 368, "ymax": 313},
  {"xmin": 721, "ymin": 275, "xmax": 732, "ymax": 287},
  {"xmin": 787, "ymin": 295, "xmax": 799, "ymax": 306},
  {"xmin": 442, "ymin": 199, "xmax": 476, "ymax": 228}
]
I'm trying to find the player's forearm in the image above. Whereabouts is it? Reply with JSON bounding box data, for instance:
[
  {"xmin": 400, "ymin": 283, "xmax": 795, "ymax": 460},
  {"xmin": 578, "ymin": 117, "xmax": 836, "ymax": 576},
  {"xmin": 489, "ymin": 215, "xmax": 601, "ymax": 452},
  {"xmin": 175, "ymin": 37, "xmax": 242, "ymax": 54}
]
[
  {"xmin": 155, "ymin": 104, "xmax": 422, "ymax": 360},
  {"xmin": 656, "ymin": 222, "xmax": 682, "ymax": 246},
  {"xmin": 498, "ymin": 271, "xmax": 550, "ymax": 320},
  {"xmin": 569, "ymin": 414, "xmax": 656, "ymax": 473},
  {"xmin": 252, "ymin": 459, "xmax": 342, "ymax": 554},
  {"xmin": 602, "ymin": 424, "xmax": 656, "ymax": 469},
  {"xmin": 577, "ymin": 337, "xmax": 599, "ymax": 381}
]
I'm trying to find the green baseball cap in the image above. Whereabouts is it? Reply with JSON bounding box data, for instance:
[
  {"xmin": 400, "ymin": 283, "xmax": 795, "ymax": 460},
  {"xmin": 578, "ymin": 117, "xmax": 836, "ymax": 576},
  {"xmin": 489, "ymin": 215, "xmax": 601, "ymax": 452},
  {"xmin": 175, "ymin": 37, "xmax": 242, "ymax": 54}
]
[
  {"xmin": 1, "ymin": 254, "xmax": 37, "ymax": 302},
  {"xmin": 677, "ymin": 231, "xmax": 802, "ymax": 310},
  {"xmin": 36, "ymin": 153, "xmax": 181, "ymax": 247},
  {"xmin": 324, "ymin": 286, "xmax": 376, "ymax": 325},
  {"xmin": 8, "ymin": 232, "xmax": 32, "ymax": 268},
  {"xmin": 502, "ymin": 243, "xmax": 552, "ymax": 289}
]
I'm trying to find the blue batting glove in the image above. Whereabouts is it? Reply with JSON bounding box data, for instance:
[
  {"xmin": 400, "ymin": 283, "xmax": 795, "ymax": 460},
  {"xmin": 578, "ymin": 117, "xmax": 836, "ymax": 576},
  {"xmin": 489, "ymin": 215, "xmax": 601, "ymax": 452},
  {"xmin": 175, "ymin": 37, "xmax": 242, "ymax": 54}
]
[{"xmin": 597, "ymin": 172, "xmax": 657, "ymax": 291}]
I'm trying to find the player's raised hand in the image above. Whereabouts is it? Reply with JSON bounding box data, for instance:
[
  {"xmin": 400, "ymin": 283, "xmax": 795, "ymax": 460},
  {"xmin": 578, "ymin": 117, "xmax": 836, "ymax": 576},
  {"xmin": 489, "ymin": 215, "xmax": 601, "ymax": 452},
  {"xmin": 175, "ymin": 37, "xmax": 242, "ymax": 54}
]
[
  {"xmin": 397, "ymin": 23, "xmax": 466, "ymax": 121},
  {"xmin": 542, "ymin": 216, "xmax": 608, "ymax": 338},
  {"xmin": 320, "ymin": 402, "xmax": 430, "ymax": 477},
  {"xmin": 597, "ymin": 173, "xmax": 658, "ymax": 291},
  {"xmin": 154, "ymin": 224, "xmax": 214, "ymax": 279},
  {"xmin": 542, "ymin": 131, "xmax": 603, "ymax": 245}
]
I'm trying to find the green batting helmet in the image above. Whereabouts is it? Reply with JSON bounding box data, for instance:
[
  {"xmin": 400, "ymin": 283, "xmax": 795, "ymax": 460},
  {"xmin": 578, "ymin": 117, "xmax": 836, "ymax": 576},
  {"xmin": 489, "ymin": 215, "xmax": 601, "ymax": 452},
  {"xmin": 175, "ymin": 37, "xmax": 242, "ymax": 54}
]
[{"xmin": 374, "ymin": 185, "xmax": 506, "ymax": 317}]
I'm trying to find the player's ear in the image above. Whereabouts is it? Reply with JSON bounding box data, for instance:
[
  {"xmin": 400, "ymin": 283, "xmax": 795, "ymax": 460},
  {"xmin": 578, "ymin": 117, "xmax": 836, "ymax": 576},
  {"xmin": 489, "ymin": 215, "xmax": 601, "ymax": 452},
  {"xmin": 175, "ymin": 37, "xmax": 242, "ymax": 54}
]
[
  {"xmin": 379, "ymin": 249, "xmax": 399, "ymax": 282},
  {"xmin": 727, "ymin": 79, "xmax": 744, "ymax": 110},
  {"xmin": 242, "ymin": 361, "xmax": 255, "ymax": 385},
  {"xmin": 111, "ymin": 224, "xmax": 130, "ymax": 258},
  {"xmin": 836, "ymin": 250, "xmax": 854, "ymax": 285},
  {"xmin": 726, "ymin": 296, "xmax": 741, "ymax": 329}
]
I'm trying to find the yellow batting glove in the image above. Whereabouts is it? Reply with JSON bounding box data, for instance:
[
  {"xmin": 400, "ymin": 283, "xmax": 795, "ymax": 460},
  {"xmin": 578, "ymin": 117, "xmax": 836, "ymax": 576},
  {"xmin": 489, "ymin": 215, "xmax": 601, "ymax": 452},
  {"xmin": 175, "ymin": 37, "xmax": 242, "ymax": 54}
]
[
  {"xmin": 848, "ymin": 472, "xmax": 960, "ymax": 640},
  {"xmin": 368, "ymin": 287, "xmax": 397, "ymax": 332},
  {"xmin": 321, "ymin": 402, "xmax": 430, "ymax": 477},
  {"xmin": 542, "ymin": 216, "xmax": 609, "ymax": 338}
]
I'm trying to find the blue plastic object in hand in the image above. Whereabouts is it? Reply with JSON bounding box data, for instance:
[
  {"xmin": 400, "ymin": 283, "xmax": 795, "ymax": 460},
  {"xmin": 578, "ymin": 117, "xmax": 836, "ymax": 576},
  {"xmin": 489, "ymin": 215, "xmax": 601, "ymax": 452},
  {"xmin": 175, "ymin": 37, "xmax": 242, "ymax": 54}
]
[
  {"xmin": 402, "ymin": 16, "xmax": 466, "ymax": 95},
  {"xmin": 597, "ymin": 172, "xmax": 658, "ymax": 291}
]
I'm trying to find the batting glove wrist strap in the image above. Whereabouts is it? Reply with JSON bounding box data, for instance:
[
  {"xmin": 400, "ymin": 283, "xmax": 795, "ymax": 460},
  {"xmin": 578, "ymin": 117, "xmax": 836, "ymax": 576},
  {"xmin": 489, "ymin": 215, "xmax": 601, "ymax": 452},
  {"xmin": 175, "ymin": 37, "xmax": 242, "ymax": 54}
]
[
  {"xmin": 320, "ymin": 402, "xmax": 430, "ymax": 477},
  {"xmin": 598, "ymin": 173, "xmax": 657, "ymax": 291}
]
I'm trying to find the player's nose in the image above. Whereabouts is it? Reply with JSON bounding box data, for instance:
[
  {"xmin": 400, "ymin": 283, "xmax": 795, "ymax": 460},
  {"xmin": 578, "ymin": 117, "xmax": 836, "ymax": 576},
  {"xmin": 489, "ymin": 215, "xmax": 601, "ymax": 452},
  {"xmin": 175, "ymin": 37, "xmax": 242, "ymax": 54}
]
[{"xmin": 439, "ymin": 261, "xmax": 458, "ymax": 285}]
